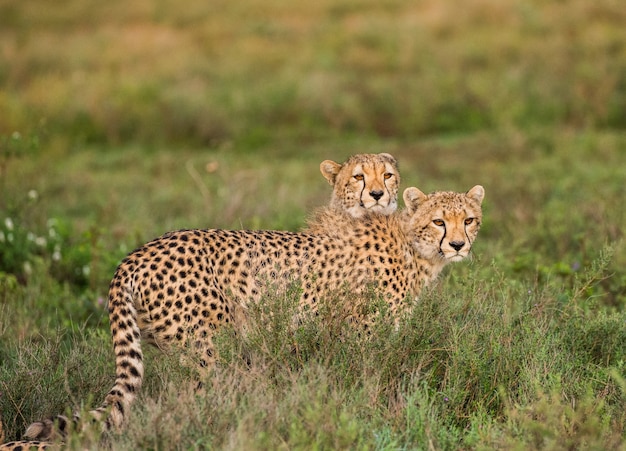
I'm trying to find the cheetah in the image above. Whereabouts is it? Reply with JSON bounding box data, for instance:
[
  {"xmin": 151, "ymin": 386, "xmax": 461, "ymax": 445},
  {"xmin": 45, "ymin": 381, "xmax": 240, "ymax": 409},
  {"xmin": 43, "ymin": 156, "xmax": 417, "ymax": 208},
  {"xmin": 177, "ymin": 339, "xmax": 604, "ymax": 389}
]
[
  {"xmin": 0, "ymin": 415, "xmax": 51, "ymax": 450},
  {"xmin": 0, "ymin": 438, "xmax": 52, "ymax": 450},
  {"xmin": 318, "ymin": 153, "xmax": 400, "ymax": 218},
  {"xmin": 23, "ymin": 185, "xmax": 484, "ymax": 441}
]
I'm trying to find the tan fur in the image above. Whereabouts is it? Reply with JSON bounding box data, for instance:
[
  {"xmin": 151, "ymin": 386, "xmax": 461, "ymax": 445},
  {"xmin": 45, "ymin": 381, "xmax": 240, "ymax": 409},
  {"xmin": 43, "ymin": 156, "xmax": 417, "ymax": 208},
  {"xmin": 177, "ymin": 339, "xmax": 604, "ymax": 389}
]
[
  {"xmin": 0, "ymin": 440, "xmax": 54, "ymax": 450},
  {"xmin": 0, "ymin": 415, "xmax": 54, "ymax": 450},
  {"xmin": 318, "ymin": 153, "xmax": 400, "ymax": 219},
  {"xmin": 24, "ymin": 186, "xmax": 484, "ymax": 442}
]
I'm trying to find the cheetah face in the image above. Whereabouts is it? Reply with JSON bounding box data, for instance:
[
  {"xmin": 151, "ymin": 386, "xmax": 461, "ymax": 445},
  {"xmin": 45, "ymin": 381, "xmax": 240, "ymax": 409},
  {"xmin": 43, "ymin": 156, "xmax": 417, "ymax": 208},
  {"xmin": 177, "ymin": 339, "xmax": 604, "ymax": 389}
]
[
  {"xmin": 403, "ymin": 185, "xmax": 484, "ymax": 262},
  {"xmin": 320, "ymin": 153, "xmax": 400, "ymax": 218}
]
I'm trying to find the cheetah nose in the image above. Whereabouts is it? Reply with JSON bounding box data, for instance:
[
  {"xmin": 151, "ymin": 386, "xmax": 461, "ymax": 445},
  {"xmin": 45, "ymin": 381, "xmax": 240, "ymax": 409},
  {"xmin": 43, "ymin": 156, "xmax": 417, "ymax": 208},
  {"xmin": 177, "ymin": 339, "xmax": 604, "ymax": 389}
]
[
  {"xmin": 450, "ymin": 241, "xmax": 465, "ymax": 252},
  {"xmin": 370, "ymin": 190, "xmax": 384, "ymax": 201}
]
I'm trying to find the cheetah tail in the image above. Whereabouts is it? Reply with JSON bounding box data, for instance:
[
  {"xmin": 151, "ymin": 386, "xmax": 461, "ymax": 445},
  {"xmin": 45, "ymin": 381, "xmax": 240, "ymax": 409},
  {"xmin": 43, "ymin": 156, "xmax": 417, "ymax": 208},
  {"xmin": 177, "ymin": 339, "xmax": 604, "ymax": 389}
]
[
  {"xmin": 24, "ymin": 276, "xmax": 145, "ymax": 440},
  {"xmin": 91, "ymin": 280, "xmax": 145, "ymax": 431},
  {"xmin": 0, "ymin": 412, "xmax": 60, "ymax": 449},
  {"xmin": 23, "ymin": 414, "xmax": 79, "ymax": 441}
]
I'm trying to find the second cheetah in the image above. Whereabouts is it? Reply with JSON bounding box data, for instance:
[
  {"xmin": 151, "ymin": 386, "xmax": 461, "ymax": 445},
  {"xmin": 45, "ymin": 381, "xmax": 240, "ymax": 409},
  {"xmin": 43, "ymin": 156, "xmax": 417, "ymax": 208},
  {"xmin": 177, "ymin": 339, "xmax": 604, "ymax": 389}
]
[{"xmin": 318, "ymin": 152, "xmax": 400, "ymax": 218}]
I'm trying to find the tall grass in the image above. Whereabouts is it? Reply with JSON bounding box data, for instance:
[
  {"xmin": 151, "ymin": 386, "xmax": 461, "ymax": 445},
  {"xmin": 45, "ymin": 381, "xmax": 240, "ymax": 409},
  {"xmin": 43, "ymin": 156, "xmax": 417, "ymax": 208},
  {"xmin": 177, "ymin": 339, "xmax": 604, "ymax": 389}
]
[
  {"xmin": 2, "ymin": 259, "xmax": 623, "ymax": 449},
  {"xmin": 1, "ymin": 0, "xmax": 626, "ymax": 448}
]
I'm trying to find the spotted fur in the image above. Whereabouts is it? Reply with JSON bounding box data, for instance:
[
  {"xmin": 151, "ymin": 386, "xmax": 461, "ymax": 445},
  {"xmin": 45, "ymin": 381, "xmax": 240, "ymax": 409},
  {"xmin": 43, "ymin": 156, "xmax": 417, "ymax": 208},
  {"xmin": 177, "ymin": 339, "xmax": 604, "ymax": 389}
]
[
  {"xmin": 0, "ymin": 415, "xmax": 53, "ymax": 450},
  {"xmin": 0, "ymin": 440, "xmax": 53, "ymax": 451},
  {"xmin": 23, "ymin": 185, "xmax": 484, "ymax": 441}
]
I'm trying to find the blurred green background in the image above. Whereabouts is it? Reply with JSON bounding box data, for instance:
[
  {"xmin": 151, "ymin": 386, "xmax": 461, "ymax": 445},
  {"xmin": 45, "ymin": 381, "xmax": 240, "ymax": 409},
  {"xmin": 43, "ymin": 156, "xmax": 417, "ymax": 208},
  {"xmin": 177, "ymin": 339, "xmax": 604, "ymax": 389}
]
[{"xmin": 2, "ymin": 0, "xmax": 626, "ymax": 146}]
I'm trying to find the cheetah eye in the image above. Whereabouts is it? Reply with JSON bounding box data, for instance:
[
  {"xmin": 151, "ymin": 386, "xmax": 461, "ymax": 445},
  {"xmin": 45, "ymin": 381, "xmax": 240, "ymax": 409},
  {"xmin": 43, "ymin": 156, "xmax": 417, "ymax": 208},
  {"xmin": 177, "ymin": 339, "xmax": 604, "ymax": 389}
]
[
  {"xmin": 433, "ymin": 219, "xmax": 445, "ymax": 226},
  {"xmin": 354, "ymin": 174, "xmax": 364, "ymax": 181},
  {"xmin": 464, "ymin": 218, "xmax": 474, "ymax": 225},
  {"xmin": 383, "ymin": 172, "xmax": 393, "ymax": 180}
]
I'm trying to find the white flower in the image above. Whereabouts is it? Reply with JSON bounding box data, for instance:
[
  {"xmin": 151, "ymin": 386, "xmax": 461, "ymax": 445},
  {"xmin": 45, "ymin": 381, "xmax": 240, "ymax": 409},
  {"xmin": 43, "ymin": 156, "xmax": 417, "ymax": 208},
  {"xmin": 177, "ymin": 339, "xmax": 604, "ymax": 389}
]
[
  {"xmin": 35, "ymin": 236, "xmax": 47, "ymax": 247},
  {"xmin": 52, "ymin": 244, "xmax": 61, "ymax": 261},
  {"xmin": 27, "ymin": 232, "xmax": 36, "ymax": 242},
  {"xmin": 4, "ymin": 217, "xmax": 13, "ymax": 230},
  {"xmin": 82, "ymin": 265, "xmax": 90, "ymax": 276},
  {"xmin": 28, "ymin": 190, "xmax": 39, "ymax": 200}
]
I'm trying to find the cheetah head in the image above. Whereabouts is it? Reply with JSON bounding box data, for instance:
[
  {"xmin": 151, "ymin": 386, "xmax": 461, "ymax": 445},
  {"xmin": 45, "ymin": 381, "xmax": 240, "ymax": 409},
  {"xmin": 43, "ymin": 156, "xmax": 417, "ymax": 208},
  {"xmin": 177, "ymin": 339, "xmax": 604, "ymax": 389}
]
[
  {"xmin": 320, "ymin": 153, "xmax": 400, "ymax": 218},
  {"xmin": 403, "ymin": 185, "xmax": 484, "ymax": 263}
]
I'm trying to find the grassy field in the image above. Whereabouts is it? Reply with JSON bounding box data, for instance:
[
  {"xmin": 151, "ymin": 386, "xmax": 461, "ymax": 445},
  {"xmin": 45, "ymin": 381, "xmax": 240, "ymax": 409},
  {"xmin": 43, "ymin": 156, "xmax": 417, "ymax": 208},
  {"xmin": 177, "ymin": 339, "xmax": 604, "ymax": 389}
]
[{"xmin": 1, "ymin": 0, "xmax": 626, "ymax": 449}]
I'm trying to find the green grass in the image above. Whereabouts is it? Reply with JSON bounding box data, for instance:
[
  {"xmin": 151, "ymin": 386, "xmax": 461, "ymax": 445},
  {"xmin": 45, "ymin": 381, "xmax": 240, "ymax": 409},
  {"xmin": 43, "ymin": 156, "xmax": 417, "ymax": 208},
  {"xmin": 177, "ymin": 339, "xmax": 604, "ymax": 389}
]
[{"xmin": 1, "ymin": 0, "xmax": 626, "ymax": 448}]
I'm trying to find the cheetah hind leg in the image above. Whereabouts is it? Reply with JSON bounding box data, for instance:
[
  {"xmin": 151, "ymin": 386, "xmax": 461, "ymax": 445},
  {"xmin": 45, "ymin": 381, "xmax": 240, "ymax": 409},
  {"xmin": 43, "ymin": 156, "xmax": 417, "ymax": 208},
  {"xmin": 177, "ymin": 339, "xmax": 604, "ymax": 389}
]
[
  {"xmin": 176, "ymin": 331, "xmax": 221, "ymax": 392},
  {"xmin": 183, "ymin": 298, "xmax": 252, "ymax": 389}
]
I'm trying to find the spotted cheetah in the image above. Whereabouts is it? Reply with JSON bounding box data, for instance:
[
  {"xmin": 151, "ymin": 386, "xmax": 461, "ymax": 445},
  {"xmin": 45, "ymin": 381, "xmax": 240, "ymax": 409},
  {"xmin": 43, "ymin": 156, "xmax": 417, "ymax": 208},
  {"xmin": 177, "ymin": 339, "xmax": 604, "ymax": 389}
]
[
  {"xmin": 0, "ymin": 438, "xmax": 52, "ymax": 450},
  {"xmin": 318, "ymin": 153, "xmax": 400, "ymax": 219},
  {"xmin": 23, "ymin": 185, "xmax": 484, "ymax": 441},
  {"xmin": 0, "ymin": 415, "xmax": 51, "ymax": 450}
]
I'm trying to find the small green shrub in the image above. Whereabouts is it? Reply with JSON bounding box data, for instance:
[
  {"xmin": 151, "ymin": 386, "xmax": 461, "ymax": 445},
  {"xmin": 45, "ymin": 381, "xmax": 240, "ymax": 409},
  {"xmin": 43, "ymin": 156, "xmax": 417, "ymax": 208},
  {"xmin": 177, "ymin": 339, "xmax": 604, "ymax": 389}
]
[{"xmin": 0, "ymin": 204, "xmax": 121, "ymax": 294}]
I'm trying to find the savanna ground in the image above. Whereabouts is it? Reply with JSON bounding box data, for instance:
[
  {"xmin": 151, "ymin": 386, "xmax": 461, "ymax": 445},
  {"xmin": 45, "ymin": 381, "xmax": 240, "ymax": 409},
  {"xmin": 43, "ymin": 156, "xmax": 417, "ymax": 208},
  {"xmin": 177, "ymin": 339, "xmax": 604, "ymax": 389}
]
[{"xmin": 1, "ymin": 0, "xmax": 626, "ymax": 449}]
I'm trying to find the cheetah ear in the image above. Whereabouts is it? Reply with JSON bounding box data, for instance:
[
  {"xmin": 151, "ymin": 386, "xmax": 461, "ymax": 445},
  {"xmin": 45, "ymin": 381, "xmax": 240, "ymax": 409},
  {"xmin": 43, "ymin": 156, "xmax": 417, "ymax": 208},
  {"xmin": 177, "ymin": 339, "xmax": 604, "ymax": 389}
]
[
  {"xmin": 320, "ymin": 160, "xmax": 342, "ymax": 185},
  {"xmin": 403, "ymin": 187, "xmax": 427, "ymax": 214},
  {"xmin": 466, "ymin": 185, "xmax": 485, "ymax": 205}
]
